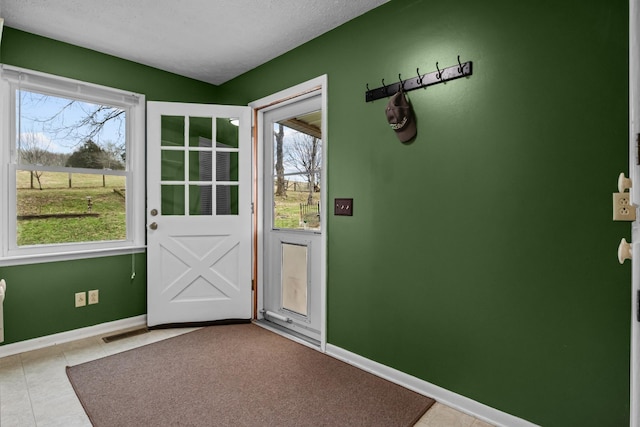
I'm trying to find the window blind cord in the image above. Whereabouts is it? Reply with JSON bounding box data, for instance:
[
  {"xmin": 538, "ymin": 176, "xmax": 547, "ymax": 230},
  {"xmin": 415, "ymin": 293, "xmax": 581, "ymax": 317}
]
[{"xmin": 131, "ymin": 251, "xmax": 136, "ymax": 280}]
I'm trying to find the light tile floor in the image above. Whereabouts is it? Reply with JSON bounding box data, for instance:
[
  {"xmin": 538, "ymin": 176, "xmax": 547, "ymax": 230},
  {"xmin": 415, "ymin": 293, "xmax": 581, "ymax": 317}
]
[
  {"xmin": 0, "ymin": 327, "xmax": 494, "ymax": 426},
  {"xmin": 415, "ymin": 403, "xmax": 495, "ymax": 427}
]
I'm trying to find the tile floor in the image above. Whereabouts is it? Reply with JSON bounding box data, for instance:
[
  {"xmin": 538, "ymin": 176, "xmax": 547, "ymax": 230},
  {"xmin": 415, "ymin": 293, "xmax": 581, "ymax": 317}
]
[{"xmin": 0, "ymin": 326, "xmax": 494, "ymax": 426}]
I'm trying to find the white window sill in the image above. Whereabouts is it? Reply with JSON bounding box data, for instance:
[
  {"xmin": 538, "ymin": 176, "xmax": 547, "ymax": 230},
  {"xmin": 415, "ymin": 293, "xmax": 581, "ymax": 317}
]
[{"xmin": 0, "ymin": 245, "xmax": 147, "ymax": 267}]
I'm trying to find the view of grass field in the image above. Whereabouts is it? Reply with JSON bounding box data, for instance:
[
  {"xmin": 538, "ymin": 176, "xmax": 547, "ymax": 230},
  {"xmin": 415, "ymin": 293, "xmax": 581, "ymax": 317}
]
[
  {"xmin": 15, "ymin": 171, "xmax": 321, "ymax": 246},
  {"xmin": 16, "ymin": 171, "xmax": 126, "ymax": 246},
  {"xmin": 273, "ymin": 182, "xmax": 320, "ymax": 230}
]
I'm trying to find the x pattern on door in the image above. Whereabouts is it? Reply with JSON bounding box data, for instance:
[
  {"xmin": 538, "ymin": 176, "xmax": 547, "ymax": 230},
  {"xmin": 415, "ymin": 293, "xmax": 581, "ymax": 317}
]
[{"xmin": 159, "ymin": 233, "xmax": 241, "ymax": 303}]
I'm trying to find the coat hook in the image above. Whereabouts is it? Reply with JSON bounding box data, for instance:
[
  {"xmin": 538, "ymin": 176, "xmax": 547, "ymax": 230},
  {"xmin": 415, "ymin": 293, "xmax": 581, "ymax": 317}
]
[
  {"xmin": 416, "ymin": 68, "xmax": 422, "ymax": 85},
  {"xmin": 457, "ymin": 55, "xmax": 463, "ymax": 74},
  {"xmin": 436, "ymin": 62, "xmax": 442, "ymax": 80},
  {"xmin": 398, "ymin": 73, "xmax": 405, "ymax": 90},
  {"xmin": 366, "ymin": 83, "xmax": 370, "ymax": 91},
  {"xmin": 382, "ymin": 79, "xmax": 387, "ymax": 94}
]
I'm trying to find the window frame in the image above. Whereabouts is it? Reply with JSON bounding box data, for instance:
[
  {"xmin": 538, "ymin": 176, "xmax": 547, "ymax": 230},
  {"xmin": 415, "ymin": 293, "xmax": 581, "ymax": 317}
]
[{"xmin": 0, "ymin": 65, "xmax": 146, "ymax": 265}]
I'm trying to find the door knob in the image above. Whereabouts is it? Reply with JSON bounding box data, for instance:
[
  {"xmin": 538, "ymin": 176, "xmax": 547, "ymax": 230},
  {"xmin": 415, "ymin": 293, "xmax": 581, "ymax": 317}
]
[
  {"xmin": 618, "ymin": 238, "xmax": 632, "ymax": 264},
  {"xmin": 618, "ymin": 173, "xmax": 633, "ymax": 193},
  {"xmin": 149, "ymin": 222, "xmax": 158, "ymax": 230}
]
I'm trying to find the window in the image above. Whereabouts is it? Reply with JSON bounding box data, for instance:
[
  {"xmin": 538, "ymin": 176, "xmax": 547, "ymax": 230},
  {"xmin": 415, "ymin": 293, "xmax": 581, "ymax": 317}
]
[
  {"xmin": 0, "ymin": 65, "xmax": 145, "ymax": 262},
  {"xmin": 271, "ymin": 111, "xmax": 322, "ymax": 231}
]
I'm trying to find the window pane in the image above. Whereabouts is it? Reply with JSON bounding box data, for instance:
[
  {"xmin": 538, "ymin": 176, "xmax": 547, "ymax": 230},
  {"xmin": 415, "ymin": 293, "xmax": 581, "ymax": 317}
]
[
  {"xmin": 273, "ymin": 174, "xmax": 320, "ymax": 230},
  {"xmin": 161, "ymin": 150, "xmax": 184, "ymax": 181},
  {"xmin": 189, "ymin": 151, "xmax": 212, "ymax": 182},
  {"xmin": 16, "ymin": 170, "xmax": 126, "ymax": 246},
  {"xmin": 162, "ymin": 185, "xmax": 185, "ymax": 215},
  {"xmin": 217, "ymin": 117, "xmax": 239, "ymax": 148},
  {"xmin": 189, "ymin": 185, "xmax": 212, "ymax": 215},
  {"xmin": 218, "ymin": 151, "xmax": 238, "ymax": 182},
  {"xmin": 17, "ymin": 90, "xmax": 126, "ymax": 170},
  {"xmin": 189, "ymin": 117, "xmax": 212, "ymax": 147},
  {"xmin": 161, "ymin": 116, "xmax": 184, "ymax": 147},
  {"xmin": 271, "ymin": 115, "xmax": 322, "ymax": 231},
  {"xmin": 216, "ymin": 185, "xmax": 238, "ymax": 215}
]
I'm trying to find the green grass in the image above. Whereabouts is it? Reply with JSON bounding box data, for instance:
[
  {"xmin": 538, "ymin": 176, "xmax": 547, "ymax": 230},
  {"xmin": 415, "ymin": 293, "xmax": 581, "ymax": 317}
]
[
  {"xmin": 16, "ymin": 171, "xmax": 126, "ymax": 246},
  {"xmin": 17, "ymin": 170, "xmax": 124, "ymax": 189},
  {"xmin": 15, "ymin": 171, "xmax": 321, "ymax": 246},
  {"xmin": 274, "ymin": 189, "xmax": 320, "ymax": 230}
]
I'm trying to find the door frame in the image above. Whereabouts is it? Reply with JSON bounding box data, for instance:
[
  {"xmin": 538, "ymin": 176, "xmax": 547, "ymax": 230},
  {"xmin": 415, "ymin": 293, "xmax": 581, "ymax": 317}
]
[
  {"xmin": 249, "ymin": 75, "xmax": 328, "ymax": 351},
  {"xmin": 631, "ymin": 0, "xmax": 639, "ymax": 425}
]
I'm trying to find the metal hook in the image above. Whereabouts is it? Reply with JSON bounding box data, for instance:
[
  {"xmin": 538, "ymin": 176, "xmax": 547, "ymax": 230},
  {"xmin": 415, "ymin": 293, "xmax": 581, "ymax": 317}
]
[
  {"xmin": 457, "ymin": 55, "xmax": 463, "ymax": 74},
  {"xmin": 436, "ymin": 62, "xmax": 442, "ymax": 80},
  {"xmin": 366, "ymin": 83, "xmax": 370, "ymax": 91},
  {"xmin": 398, "ymin": 74, "xmax": 405, "ymax": 91},
  {"xmin": 382, "ymin": 79, "xmax": 387, "ymax": 94},
  {"xmin": 416, "ymin": 68, "xmax": 422, "ymax": 85}
]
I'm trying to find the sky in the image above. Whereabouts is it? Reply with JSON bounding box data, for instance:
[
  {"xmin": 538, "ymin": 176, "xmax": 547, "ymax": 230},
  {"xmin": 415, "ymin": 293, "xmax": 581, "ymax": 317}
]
[
  {"xmin": 18, "ymin": 89, "xmax": 125, "ymax": 154},
  {"xmin": 17, "ymin": 88, "xmax": 321, "ymax": 182},
  {"xmin": 273, "ymin": 122, "xmax": 322, "ymax": 182}
]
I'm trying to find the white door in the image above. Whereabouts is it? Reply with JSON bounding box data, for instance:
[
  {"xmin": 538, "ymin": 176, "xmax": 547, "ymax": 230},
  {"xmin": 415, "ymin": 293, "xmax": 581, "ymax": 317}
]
[
  {"xmin": 630, "ymin": 1, "xmax": 639, "ymax": 425},
  {"xmin": 260, "ymin": 93, "xmax": 324, "ymax": 344},
  {"xmin": 146, "ymin": 102, "xmax": 252, "ymax": 327}
]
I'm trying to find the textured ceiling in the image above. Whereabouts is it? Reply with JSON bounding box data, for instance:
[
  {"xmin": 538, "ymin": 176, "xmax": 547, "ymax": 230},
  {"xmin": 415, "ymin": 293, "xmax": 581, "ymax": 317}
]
[{"xmin": 0, "ymin": 0, "xmax": 389, "ymax": 85}]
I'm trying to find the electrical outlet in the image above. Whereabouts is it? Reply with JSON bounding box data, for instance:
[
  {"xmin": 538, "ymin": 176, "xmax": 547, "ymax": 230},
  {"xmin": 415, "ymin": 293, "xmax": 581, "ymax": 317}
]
[
  {"xmin": 88, "ymin": 289, "xmax": 99, "ymax": 305},
  {"xmin": 75, "ymin": 291, "xmax": 86, "ymax": 307},
  {"xmin": 613, "ymin": 192, "xmax": 637, "ymax": 221}
]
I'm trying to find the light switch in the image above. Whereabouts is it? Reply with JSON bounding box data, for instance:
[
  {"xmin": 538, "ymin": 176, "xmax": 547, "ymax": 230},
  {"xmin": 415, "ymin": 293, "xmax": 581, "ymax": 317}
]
[{"xmin": 334, "ymin": 198, "xmax": 353, "ymax": 216}]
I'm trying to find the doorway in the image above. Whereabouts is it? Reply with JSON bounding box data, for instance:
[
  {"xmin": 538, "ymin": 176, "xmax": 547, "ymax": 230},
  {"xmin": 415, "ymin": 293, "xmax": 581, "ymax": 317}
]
[{"xmin": 251, "ymin": 77, "xmax": 327, "ymax": 348}]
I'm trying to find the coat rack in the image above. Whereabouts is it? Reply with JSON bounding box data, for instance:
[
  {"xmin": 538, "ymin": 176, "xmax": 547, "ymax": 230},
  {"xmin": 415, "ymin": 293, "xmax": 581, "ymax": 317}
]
[{"xmin": 365, "ymin": 56, "xmax": 473, "ymax": 102}]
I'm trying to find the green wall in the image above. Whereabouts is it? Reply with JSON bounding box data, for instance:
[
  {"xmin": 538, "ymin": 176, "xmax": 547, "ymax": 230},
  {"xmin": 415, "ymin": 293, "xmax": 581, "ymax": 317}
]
[
  {"xmin": 0, "ymin": 28, "xmax": 220, "ymax": 344},
  {"xmin": 219, "ymin": 1, "xmax": 629, "ymax": 426},
  {"xmin": 0, "ymin": 28, "xmax": 221, "ymax": 102},
  {"xmin": 0, "ymin": 0, "xmax": 631, "ymax": 425},
  {"xmin": 1, "ymin": 254, "xmax": 147, "ymax": 341}
]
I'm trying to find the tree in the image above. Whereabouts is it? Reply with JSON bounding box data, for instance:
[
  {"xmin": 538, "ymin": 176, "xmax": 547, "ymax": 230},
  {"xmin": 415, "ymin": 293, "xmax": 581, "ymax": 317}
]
[
  {"xmin": 274, "ymin": 124, "xmax": 286, "ymax": 197},
  {"xmin": 100, "ymin": 141, "xmax": 125, "ymax": 170},
  {"xmin": 18, "ymin": 131, "xmax": 59, "ymax": 190},
  {"xmin": 286, "ymin": 133, "xmax": 322, "ymax": 205},
  {"xmin": 66, "ymin": 140, "xmax": 105, "ymax": 169}
]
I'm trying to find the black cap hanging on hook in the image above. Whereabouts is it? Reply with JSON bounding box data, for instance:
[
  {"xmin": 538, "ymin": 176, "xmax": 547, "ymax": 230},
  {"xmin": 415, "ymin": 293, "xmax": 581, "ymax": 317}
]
[{"xmin": 385, "ymin": 87, "xmax": 417, "ymax": 143}]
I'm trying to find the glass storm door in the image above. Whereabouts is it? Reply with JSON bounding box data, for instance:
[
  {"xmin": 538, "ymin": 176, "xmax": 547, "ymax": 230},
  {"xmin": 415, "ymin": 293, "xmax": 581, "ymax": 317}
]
[
  {"xmin": 262, "ymin": 94, "xmax": 323, "ymax": 343},
  {"xmin": 146, "ymin": 102, "xmax": 251, "ymax": 327}
]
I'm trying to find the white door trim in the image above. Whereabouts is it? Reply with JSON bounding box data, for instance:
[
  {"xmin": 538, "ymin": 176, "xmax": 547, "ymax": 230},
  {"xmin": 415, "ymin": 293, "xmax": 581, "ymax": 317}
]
[
  {"xmin": 630, "ymin": 0, "xmax": 639, "ymax": 425},
  {"xmin": 250, "ymin": 75, "xmax": 328, "ymax": 351}
]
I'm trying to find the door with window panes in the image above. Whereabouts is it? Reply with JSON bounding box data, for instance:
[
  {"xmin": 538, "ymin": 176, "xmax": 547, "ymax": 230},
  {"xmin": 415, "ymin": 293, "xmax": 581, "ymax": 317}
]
[
  {"xmin": 262, "ymin": 94, "xmax": 323, "ymax": 343},
  {"xmin": 146, "ymin": 102, "xmax": 251, "ymax": 327}
]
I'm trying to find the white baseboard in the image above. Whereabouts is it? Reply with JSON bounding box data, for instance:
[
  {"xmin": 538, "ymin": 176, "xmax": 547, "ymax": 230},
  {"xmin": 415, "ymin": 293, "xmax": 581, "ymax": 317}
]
[
  {"xmin": 0, "ymin": 315, "xmax": 147, "ymax": 358},
  {"xmin": 325, "ymin": 344, "xmax": 539, "ymax": 427}
]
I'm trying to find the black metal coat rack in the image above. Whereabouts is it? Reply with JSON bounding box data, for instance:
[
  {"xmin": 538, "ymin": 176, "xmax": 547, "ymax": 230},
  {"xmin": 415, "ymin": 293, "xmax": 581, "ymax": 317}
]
[{"xmin": 365, "ymin": 56, "xmax": 473, "ymax": 102}]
